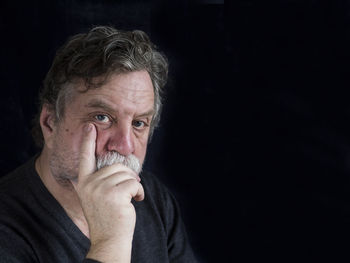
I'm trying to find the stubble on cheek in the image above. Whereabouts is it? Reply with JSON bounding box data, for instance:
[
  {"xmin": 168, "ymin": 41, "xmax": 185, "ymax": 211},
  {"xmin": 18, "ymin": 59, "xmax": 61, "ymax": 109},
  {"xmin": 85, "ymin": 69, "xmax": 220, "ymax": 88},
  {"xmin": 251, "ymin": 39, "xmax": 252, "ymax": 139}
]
[{"xmin": 49, "ymin": 143, "xmax": 81, "ymax": 186}]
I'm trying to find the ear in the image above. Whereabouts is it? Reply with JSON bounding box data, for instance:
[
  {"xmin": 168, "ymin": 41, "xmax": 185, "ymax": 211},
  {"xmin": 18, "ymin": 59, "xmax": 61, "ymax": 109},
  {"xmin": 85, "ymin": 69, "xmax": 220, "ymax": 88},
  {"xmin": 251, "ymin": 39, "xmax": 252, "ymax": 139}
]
[{"xmin": 40, "ymin": 104, "xmax": 58, "ymax": 149}]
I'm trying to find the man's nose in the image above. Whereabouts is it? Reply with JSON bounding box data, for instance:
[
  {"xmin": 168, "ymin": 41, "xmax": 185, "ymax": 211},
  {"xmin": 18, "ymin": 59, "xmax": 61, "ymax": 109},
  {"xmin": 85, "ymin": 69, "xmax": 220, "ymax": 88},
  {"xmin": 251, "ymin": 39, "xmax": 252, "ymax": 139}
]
[{"xmin": 106, "ymin": 123, "xmax": 135, "ymax": 156}]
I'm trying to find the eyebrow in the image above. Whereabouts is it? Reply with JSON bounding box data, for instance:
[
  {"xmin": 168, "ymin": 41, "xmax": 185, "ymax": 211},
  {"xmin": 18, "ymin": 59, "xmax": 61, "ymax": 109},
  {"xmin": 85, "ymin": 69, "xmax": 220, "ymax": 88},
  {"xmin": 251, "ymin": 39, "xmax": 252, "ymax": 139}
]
[
  {"xmin": 136, "ymin": 109, "xmax": 155, "ymax": 119},
  {"xmin": 85, "ymin": 99, "xmax": 115, "ymax": 112},
  {"xmin": 85, "ymin": 99, "xmax": 155, "ymax": 118}
]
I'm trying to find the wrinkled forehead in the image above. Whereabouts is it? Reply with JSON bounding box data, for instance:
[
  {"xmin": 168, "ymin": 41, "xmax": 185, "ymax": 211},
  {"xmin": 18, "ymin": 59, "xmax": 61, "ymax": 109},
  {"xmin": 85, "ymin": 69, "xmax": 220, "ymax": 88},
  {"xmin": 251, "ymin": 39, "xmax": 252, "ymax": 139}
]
[{"xmin": 61, "ymin": 71, "xmax": 155, "ymax": 114}]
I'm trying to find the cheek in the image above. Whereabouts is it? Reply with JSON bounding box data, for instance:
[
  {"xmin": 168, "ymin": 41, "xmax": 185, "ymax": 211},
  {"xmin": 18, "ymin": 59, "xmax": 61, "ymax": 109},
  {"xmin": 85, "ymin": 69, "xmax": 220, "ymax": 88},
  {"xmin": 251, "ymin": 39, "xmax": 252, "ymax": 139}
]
[
  {"xmin": 59, "ymin": 126, "xmax": 84, "ymax": 155},
  {"xmin": 94, "ymin": 127, "xmax": 110, "ymax": 155},
  {"xmin": 136, "ymin": 135, "xmax": 149, "ymax": 160}
]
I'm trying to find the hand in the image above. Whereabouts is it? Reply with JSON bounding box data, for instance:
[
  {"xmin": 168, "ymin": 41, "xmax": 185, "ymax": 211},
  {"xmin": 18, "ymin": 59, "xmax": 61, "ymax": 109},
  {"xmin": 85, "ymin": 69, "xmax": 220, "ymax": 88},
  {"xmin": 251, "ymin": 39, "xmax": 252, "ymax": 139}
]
[{"xmin": 72, "ymin": 123, "xmax": 144, "ymax": 262}]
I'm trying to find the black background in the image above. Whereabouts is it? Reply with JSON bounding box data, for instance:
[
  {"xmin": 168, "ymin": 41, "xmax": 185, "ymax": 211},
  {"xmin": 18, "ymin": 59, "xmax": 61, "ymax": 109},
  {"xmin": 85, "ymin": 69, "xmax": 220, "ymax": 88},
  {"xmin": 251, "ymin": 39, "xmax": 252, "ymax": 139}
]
[
  {"xmin": 0, "ymin": 0, "xmax": 226, "ymax": 262},
  {"xmin": 232, "ymin": 0, "xmax": 350, "ymax": 262}
]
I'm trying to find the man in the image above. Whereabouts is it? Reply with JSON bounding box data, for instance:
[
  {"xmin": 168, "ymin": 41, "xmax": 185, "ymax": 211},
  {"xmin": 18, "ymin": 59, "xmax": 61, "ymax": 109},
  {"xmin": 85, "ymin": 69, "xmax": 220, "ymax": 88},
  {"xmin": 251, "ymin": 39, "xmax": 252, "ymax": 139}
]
[{"xmin": 0, "ymin": 26, "xmax": 197, "ymax": 262}]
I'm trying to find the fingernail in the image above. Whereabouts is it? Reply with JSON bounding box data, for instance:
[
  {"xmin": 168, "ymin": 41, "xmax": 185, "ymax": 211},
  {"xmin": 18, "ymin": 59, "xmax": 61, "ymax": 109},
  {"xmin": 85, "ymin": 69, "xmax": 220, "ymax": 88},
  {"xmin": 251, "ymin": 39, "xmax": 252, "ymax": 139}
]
[
  {"xmin": 84, "ymin": 123, "xmax": 92, "ymax": 133},
  {"xmin": 137, "ymin": 175, "xmax": 141, "ymax": 182}
]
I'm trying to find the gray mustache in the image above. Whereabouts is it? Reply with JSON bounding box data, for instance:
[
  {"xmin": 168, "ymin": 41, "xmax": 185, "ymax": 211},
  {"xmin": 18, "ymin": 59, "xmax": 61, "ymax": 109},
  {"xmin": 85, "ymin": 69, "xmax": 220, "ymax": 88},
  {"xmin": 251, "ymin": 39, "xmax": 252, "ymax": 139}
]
[{"xmin": 96, "ymin": 151, "xmax": 142, "ymax": 174}]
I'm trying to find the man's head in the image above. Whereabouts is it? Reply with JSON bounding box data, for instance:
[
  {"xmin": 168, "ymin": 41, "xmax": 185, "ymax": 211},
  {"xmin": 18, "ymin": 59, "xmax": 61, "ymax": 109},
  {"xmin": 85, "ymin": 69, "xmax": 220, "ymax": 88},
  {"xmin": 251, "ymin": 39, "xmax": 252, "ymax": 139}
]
[
  {"xmin": 33, "ymin": 26, "xmax": 168, "ymax": 148},
  {"xmin": 34, "ymin": 26, "xmax": 168, "ymax": 183}
]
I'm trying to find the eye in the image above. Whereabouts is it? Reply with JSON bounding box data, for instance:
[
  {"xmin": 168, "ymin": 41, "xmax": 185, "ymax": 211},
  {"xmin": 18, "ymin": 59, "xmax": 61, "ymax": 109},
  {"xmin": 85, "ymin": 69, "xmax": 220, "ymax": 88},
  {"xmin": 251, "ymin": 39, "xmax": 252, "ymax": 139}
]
[
  {"xmin": 132, "ymin": 120, "xmax": 147, "ymax": 129},
  {"xmin": 94, "ymin": 114, "xmax": 110, "ymax": 123}
]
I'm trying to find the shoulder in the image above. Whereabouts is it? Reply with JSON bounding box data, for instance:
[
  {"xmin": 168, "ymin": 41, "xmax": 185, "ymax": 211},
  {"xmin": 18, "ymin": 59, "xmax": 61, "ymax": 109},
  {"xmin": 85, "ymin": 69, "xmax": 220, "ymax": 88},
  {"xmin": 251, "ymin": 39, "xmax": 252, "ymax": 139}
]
[
  {"xmin": 138, "ymin": 171, "xmax": 199, "ymax": 262},
  {"xmin": 140, "ymin": 170, "xmax": 169, "ymax": 194},
  {"xmin": 140, "ymin": 170, "xmax": 177, "ymax": 206},
  {"xmin": 0, "ymin": 158, "xmax": 39, "ymax": 261},
  {"xmin": 0, "ymin": 156, "xmax": 39, "ymax": 215},
  {"xmin": 0, "ymin": 155, "xmax": 38, "ymax": 193},
  {"xmin": 138, "ymin": 170, "xmax": 181, "ymax": 222},
  {"xmin": 0, "ymin": 157, "xmax": 35, "ymax": 194},
  {"xmin": 0, "ymin": 223, "xmax": 37, "ymax": 262}
]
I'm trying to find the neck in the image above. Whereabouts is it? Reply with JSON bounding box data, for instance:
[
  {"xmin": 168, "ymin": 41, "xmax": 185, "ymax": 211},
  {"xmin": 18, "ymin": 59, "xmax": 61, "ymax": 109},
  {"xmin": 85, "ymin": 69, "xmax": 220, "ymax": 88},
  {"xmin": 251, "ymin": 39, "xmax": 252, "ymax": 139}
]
[{"xmin": 35, "ymin": 149, "xmax": 90, "ymax": 238}]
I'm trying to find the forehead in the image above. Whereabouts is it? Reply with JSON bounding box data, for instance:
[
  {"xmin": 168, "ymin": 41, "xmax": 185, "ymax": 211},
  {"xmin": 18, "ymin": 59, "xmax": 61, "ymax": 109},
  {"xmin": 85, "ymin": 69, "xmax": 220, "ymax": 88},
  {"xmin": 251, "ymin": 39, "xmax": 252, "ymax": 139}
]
[{"xmin": 68, "ymin": 70, "xmax": 155, "ymax": 114}]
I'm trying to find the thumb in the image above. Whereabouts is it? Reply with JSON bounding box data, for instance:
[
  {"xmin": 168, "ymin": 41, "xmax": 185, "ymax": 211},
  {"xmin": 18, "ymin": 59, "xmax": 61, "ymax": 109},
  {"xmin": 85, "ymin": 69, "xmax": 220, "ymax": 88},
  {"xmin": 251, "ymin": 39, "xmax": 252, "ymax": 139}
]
[{"xmin": 78, "ymin": 123, "xmax": 97, "ymax": 181}]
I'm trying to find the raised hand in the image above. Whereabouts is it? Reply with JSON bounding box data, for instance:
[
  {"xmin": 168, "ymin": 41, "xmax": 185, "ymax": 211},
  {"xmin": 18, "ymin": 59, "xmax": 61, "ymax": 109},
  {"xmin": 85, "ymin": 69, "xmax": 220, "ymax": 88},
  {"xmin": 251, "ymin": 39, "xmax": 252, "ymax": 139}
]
[{"xmin": 73, "ymin": 123, "xmax": 144, "ymax": 262}]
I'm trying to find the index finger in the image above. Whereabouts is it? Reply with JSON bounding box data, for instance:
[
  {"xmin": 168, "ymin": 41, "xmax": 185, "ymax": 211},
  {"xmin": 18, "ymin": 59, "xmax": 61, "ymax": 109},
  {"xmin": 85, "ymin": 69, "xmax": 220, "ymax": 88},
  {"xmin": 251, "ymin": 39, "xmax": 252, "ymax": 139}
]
[{"xmin": 78, "ymin": 123, "xmax": 97, "ymax": 179}]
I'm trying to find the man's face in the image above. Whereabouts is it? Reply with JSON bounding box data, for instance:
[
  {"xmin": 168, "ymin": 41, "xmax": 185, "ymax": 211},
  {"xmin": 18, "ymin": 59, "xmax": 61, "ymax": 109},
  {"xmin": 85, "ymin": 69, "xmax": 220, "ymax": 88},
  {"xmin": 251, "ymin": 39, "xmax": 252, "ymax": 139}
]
[{"xmin": 47, "ymin": 70, "xmax": 154, "ymax": 182}]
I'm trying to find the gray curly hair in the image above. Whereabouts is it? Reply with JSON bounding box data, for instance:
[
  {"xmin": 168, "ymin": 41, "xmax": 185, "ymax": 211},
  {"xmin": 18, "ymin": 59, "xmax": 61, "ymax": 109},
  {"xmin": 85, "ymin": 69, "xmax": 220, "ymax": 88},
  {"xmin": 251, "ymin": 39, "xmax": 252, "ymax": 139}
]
[{"xmin": 32, "ymin": 26, "xmax": 168, "ymax": 148}]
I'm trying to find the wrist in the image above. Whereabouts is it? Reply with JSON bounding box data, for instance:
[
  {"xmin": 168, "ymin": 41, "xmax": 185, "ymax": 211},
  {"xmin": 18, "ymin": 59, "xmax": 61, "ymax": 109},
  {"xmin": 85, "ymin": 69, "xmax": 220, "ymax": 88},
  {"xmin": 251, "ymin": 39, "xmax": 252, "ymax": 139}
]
[{"xmin": 87, "ymin": 239, "xmax": 132, "ymax": 263}]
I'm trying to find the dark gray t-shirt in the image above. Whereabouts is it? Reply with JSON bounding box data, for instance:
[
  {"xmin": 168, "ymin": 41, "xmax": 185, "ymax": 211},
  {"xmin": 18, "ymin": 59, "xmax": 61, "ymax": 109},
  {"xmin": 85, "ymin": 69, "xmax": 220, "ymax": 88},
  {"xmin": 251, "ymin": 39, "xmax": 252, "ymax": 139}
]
[{"xmin": 0, "ymin": 156, "xmax": 197, "ymax": 263}]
